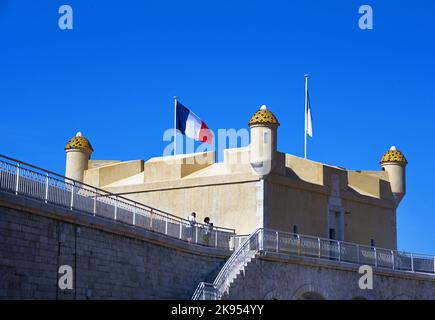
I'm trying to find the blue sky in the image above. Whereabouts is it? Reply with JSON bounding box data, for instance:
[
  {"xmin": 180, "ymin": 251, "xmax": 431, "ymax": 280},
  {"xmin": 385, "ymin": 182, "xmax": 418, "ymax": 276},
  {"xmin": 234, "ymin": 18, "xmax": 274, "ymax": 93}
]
[{"xmin": 0, "ymin": 0, "xmax": 434, "ymax": 253}]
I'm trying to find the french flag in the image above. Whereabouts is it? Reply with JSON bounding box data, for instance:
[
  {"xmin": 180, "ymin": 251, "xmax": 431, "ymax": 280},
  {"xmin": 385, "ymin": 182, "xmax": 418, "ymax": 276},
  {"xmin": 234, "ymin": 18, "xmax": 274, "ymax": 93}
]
[{"xmin": 176, "ymin": 101, "xmax": 213, "ymax": 144}]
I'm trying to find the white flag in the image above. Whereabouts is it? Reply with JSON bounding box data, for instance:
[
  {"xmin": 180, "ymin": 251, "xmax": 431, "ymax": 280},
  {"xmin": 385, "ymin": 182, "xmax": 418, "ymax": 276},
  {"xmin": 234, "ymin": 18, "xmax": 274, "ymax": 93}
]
[{"xmin": 306, "ymin": 92, "xmax": 313, "ymax": 137}]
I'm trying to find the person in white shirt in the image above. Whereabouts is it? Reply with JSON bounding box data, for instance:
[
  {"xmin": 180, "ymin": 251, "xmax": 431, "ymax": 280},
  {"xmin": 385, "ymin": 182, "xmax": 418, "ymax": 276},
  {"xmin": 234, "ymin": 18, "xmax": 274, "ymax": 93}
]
[{"xmin": 187, "ymin": 212, "xmax": 196, "ymax": 243}]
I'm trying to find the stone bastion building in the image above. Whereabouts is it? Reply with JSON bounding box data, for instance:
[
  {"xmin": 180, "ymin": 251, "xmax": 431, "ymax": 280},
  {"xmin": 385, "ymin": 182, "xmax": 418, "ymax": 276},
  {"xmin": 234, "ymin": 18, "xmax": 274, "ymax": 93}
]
[
  {"xmin": 67, "ymin": 106, "xmax": 406, "ymax": 249},
  {"xmin": 0, "ymin": 105, "xmax": 433, "ymax": 300}
]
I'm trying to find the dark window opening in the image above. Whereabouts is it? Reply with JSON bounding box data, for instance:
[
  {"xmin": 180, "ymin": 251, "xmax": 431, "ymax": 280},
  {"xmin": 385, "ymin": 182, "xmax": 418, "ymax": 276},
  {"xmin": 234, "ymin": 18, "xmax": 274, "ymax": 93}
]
[{"xmin": 329, "ymin": 228, "xmax": 336, "ymax": 240}]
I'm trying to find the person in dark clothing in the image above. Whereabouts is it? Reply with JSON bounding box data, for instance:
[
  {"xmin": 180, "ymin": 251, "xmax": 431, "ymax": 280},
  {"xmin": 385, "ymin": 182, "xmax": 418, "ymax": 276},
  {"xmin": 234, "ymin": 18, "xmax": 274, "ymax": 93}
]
[{"xmin": 203, "ymin": 217, "xmax": 213, "ymax": 245}]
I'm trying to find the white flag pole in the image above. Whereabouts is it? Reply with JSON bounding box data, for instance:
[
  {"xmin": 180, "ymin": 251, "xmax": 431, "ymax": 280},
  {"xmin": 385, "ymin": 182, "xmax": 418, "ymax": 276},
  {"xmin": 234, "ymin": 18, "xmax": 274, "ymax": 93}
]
[
  {"xmin": 174, "ymin": 96, "xmax": 178, "ymax": 155},
  {"xmin": 304, "ymin": 74, "xmax": 309, "ymax": 159}
]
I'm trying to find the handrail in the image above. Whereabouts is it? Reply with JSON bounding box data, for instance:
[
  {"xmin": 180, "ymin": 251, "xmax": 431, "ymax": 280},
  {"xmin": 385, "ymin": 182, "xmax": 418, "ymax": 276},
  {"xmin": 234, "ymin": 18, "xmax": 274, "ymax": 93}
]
[
  {"xmin": 0, "ymin": 154, "xmax": 234, "ymax": 233},
  {"xmin": 214, "ymin": 229, "xmax": 261, "ymax": 293},
  {"xmin": 261, "ymin": 228, "xmax": 435, "ymax": 275},
  {"xmin": 191, "ymin": 282, "xmax": 205, "ymax": 300},
  {"xmin": 260, "ymin": 228, "xmax": 435, "ymax": 262},
  {"xmin": 229, "ymin": 234, "xmax": 250, "ymax": 251},
  {"xmin": 0, "ymin": 155, "xmax": 235, "ymax": 249},
  {"xmin": 192, "ymin": 229, "xmax": 262, "ymax": 300},
  {"xmin": 191, "ymin": 281, "xmax": 218, "ymax": 300}
]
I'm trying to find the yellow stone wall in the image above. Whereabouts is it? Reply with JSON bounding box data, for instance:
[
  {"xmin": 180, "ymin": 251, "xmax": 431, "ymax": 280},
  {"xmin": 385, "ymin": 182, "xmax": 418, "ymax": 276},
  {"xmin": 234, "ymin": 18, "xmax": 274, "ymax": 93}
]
[
  {"xmin": 266, "ymin": 177, "xmax": 329, "ymax": 237},
  {"xmin": 103, "ymin": 176, "xmax": 260, "ymax": 235},
  {"xmin": 343, "ymin": 198, "xmax": 397, "ymax": 249},
  {"xmin": 84, "ymin": 160, "xmax": 144, "ymax": 187},
  {"xmin": 265, "ymin": 176, "xmax": 397, "ymax": 248},
  {"xmin": 79, "ymin": 147, "xmax": 399, "ymax": 249}
]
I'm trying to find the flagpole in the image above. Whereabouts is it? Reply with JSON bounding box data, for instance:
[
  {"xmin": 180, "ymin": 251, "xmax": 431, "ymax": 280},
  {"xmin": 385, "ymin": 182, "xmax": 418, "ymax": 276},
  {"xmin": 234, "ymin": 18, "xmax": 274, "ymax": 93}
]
[
  {"xmin": 304, "ymin": 74, "xmax": 309, "ymax": 159},
  {"xmin": 174, "ymin": 96, "xmax": 178, "ymax": 155}
]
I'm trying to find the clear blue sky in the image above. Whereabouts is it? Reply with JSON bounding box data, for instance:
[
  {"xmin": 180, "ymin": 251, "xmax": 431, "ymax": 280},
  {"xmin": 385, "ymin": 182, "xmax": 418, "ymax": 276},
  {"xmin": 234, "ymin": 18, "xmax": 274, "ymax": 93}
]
[{"xmin": 0, "ymin": 1, "xmax": 434, "ymax": 254}]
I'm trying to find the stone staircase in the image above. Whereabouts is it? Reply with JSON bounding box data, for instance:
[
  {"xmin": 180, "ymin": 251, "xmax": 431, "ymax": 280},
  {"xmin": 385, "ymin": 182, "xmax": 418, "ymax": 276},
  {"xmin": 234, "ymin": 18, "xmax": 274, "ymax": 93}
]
[{"xmin": 191, "ymin": 229, "xmax": 262, "ymax": 300}]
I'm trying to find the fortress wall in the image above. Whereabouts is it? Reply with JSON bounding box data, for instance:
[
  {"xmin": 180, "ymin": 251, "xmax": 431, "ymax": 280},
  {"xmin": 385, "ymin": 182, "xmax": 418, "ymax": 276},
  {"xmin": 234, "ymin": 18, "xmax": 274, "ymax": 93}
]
[
  {"xmin": 228, "ymin": 253, "xmax": 435, "ymax": 300},
  {"xmin": 0, "ymin": 192, "xmax": 229, "ymax": 299},
  {"xmin": 109, "ymin": 180, "xmax": 260, "ymax": 235},
  {"xmin": 266, "ymin": 172, "xmax": 397, "ymax": 249},
  {"xmin": 343, "ymin": 198, "xmax": 397, "ymax": 249},
  {"xmin": 266, "ymin": 179, "xmax": 329, "ymax": 237}
]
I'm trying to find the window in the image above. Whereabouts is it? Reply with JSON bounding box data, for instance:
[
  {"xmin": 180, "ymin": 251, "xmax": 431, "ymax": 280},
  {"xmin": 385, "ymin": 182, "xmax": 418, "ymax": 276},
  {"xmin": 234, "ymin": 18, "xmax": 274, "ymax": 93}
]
[
  {"xmin": 264, "ymin": 132, "xmax": 268, "ymax": 144},
  {"xmin": 293, "ymin": 225, "xmax": 298, "ymax": 234},
  {"xmin": 329, "ymin": 228, "xmax": 336, "ymax": 240}
]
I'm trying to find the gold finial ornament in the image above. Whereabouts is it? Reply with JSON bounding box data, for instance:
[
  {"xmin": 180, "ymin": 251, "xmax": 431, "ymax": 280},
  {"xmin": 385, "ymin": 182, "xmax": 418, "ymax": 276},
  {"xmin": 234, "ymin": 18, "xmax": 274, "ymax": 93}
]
[
  {"xmin": 380, "ymin": 146, "xmax": 407, "ymax": 165},
  {"xmin": 65, "ymin": 132, "xmax": 94, "ymax": 154},
  {"xmin": 248, "ymin": 105, "xmax": 280, "ymax": 126}
]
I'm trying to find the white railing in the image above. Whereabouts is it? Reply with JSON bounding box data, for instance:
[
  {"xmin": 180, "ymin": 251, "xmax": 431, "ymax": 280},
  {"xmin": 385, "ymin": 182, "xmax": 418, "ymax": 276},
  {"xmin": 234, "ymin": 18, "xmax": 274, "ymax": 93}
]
[
  {"xmin": 0, "ymin": 154, "xmax": 235, "ymax": 249},
  {"xmin": 192, "ymin": 229, "xmax": 262, "ymax": 300},
  {"xmin": 229, "ymin": 234, "xmax": 250, "ymax": 251},
  {"xmin": 215, "ymin": 229, "xmax": 261, "ymax": 296},
  {"xmin": 194, "ymin": 228, "xmax": 435, "ymax": 300},
  {"xmin": 191, "ymin": 282, "xmax": 218, "ymax": 300},
  {"xmin": 261, "ymin": 229, "xmax": 435, "ymax": 274}
]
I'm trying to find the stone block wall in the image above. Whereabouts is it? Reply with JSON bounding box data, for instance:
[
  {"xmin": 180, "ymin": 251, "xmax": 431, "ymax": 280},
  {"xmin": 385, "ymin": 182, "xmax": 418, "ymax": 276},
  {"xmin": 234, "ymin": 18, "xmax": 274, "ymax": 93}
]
[
  {"xmin": 227, "ymin": 253, "xmax": 435, "ymax": 300},
  {"xmin": 0, "ymin": 192, "xmax": 228, "ymax": 299}
]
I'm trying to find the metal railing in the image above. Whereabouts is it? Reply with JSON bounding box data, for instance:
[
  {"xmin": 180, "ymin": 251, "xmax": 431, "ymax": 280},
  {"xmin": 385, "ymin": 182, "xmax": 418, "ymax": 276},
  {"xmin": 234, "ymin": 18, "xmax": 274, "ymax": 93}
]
[
  {"xmin": 0, "ymin": 154, "xmax": 235, "ymax": 249},
  {"xmin": 260, "ymin": 229, "xmax": 435, "ymax": 274},
  {"xmin": 194, "ymin": 228, "xmax": 435, "ymax": 300},
  {"xmin": 192, "ymin": 229, "xmax": 262, "ymax": 300},
  {"xmin": 191, "ymin": 282, "xmax": 218, "ymax": 300},
  {"xmin": 215, "ymin": 229, "xmax": 261, "ymax": 295},
  {"xmin": 229, "ymin": 234, "xmax": 250, "ymax": 251}
]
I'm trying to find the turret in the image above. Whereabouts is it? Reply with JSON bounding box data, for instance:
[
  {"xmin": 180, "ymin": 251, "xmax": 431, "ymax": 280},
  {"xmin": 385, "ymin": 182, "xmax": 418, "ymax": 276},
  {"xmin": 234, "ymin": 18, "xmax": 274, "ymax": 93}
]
[
  {"xmin": 65, "ymin": 132, "xmax": 93, "ymax": 182},
  {"xmin": 380, "ymin": 146, "xmax": 407, "ymax": 206},
  {"xmin": 248, "ymin": 105, "xmax": 280, "ymax": 176}
]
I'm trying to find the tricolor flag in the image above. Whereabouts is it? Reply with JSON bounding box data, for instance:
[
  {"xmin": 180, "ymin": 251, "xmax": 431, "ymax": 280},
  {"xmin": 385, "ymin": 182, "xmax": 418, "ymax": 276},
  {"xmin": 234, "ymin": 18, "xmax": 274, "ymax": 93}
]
[{"xmin": 176, "ymin": 101, "xmax": 213, "ymax": 144}]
